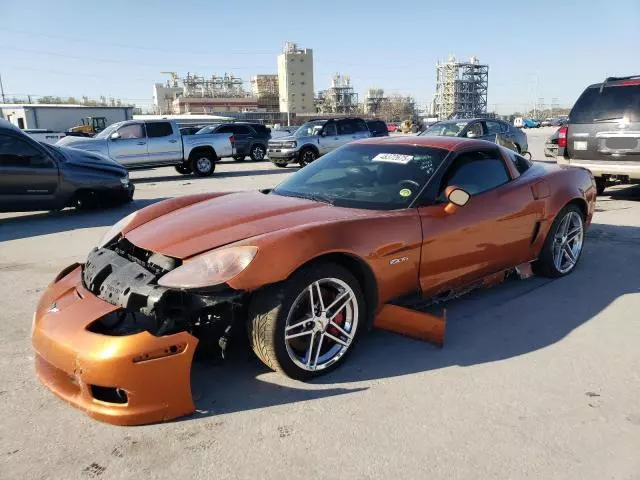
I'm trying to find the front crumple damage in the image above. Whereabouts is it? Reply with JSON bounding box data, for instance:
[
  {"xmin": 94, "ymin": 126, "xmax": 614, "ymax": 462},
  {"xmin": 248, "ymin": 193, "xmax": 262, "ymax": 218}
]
[{"xmin": 32, "ymin": 238, "xmax": 246, "ymax": 426}]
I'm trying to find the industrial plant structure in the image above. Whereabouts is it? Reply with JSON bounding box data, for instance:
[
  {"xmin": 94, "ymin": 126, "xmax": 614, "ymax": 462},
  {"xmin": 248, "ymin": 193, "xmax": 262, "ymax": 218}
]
[
  {"xmin": 277, "ymin": 41, "xmax": 314, "ymax": 114},
  {"xmin": 251, "ymin": 75, "xmax": 280, "ymax": 112},
  {"xmin": 364, "ymin": 88, "xmax": 385, "ymax": 115},
  {"xmin": 316, "ymin": 74, "xmax": 359, "ymax": 114},
  {"xmin": 433, "ymin": 55, "xmax": 488, "ymax": 120},
  {"xmin": 152, "ymin": 72, "xmax": 258, "ymax": 114}
]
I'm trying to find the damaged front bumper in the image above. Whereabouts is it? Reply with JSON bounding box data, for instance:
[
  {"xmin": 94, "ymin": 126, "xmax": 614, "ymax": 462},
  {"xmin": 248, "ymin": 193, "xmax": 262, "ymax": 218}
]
[{"xmin": 32, "ymin": 247, "xmax": 242, "ymax": 426}]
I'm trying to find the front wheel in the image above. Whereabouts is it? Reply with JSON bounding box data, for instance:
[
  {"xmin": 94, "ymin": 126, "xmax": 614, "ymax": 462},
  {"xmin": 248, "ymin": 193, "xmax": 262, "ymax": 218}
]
[
  {"xmin": 533, "ymin": 204, "xmax": 585, "ymax": 278},
  {"xmin": 298, "ymin": 148, "xmax": 317, "ymax": 166},
  {"xmin": 190, "ymin": 153, "xmax": 216, "ymax": 177},
  {"xmin": 175, "ymin": 164, "xmax": 192, "ymax": 175},
  {"xmin": 595, "ymin": 177, "xmax": 607, "ymax": 196},
  {"xmin": 247, "ymin": 263, "xmax": 365, "ymax": 381}
]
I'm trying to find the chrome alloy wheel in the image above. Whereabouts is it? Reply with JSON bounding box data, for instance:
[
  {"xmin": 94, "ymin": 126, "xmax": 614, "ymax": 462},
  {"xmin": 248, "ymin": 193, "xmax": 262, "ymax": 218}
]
[
  {"xmin": 251, "ymin": 145, "xmax": 265, "ymax": 161},
  {"xmin": 553, "ymin": 210, "xmax": 584, "ymax": 274},
  {"xmin": 196, "ymin": 157, "xmax": 212, "ymax": 173},
  {"xmin": 284, "ymin": 278, "xmax": 358, "ymax": 372}
]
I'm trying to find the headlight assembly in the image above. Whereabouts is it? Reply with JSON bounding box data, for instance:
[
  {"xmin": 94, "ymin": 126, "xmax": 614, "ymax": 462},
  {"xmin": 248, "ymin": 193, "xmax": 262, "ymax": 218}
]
[
  {"xmin": 97, "ymin": 211, "xmax": 136, "ymax": 248},
  {"xmin": 158, "ymin": 246, "xmax": 258, "ymax": 289}
]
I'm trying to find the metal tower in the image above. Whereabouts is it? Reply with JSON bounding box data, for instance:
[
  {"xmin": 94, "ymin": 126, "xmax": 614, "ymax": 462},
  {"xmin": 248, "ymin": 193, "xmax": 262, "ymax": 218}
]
[{"xmin": 434, "ymin": 55, "xmax": 489, "ymax": 119}]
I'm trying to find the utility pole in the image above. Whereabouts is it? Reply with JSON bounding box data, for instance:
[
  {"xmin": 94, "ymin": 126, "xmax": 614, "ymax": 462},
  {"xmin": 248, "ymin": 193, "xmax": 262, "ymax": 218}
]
[{"xmin": 0, "ymin": 73, "xmax": 5, "ymax": 103}]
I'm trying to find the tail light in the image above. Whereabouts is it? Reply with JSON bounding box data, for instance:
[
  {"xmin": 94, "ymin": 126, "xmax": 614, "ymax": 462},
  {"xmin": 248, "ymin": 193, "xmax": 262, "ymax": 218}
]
[{"xmin": 558, "ymin": 126, "xmax": 568, "ymax": 148}]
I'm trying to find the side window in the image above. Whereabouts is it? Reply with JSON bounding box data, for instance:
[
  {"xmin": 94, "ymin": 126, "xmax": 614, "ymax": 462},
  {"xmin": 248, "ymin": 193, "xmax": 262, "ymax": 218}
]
[
  {"xmin": 505, "ymin": 149, "xmax": 532, "ymax": 175},
  {"xmin": 233, "ymin": 125, "xmax": 252, "ymax": 135},
  {"xmin": 354, "ymin": 119, "xmax": 368, "ymax": 132},
  {"xmin": 485, "ymin": 121, "xmax": 502, "ymax": 135},
  {"xmin": 146, "ymin": 122, "xmax": 173, "ymax": 138},
  {"xmin": 216, "ymin": 125, "xmax": 234, "ymax": 134},
  {"xmin": 0, "ymin": 134, "xmax": 53, "ymax": 168},
  {"xmin": 323, "ymin": 122, "xmax": 337, "ymax": 136},
  {"xmin": 337, "ymin": 120, "xmax": 354, "ymax": 135},
  {"xmin": 439, "ymin": 150, "xmax": 510, "ymax": 198},
  {"xmin": 117, "ymin": 124, "xmax": 145, "ymax": 139}
]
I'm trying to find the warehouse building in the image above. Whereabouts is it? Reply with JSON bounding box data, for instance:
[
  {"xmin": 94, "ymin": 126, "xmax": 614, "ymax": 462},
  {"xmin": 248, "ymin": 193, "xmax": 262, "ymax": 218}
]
[{"xmin": 0, "ymin": 104, "xmax": 134, "ymax": 131}]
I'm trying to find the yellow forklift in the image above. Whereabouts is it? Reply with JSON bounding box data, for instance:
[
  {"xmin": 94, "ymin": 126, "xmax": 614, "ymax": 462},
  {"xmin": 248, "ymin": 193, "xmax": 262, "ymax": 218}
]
[{"xmin": 67, "ymin": 117, "xmax": 107, "ymax": 137}]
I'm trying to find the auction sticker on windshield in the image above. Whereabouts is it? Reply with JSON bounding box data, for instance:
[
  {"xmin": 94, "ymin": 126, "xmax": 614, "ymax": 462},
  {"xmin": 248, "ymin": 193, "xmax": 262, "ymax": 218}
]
[{"xmin": 372, "ymin": 153, "xmax": 414, "ymax": 164}]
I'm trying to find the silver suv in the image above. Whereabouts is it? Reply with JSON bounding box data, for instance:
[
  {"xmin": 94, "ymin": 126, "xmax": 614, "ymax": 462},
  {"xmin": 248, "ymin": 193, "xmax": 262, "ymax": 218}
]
[{"xmin": 268, "ymin": 118, "xmax": 371, "ymax": 167}]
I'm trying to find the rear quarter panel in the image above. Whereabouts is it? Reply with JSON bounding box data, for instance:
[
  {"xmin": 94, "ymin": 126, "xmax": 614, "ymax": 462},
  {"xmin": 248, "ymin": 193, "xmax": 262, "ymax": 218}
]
[
  {"xmin": 531, "ymin": 165, "xmax": 596, "ymax": 253},
  {"xmin": 182, "ymin": 133, "xmax": 233, "ymax": 159}
]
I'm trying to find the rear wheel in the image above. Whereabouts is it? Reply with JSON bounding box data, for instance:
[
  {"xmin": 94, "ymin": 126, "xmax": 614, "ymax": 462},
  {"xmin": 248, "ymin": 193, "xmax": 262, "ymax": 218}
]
[
  {"xmin": 533, "ymin": 204, "xmax": 585, "ymax": 277},
  {"xmin": 595, "ymin": 177, "xmax": 607, "ymax": 196},
  {"xmin": 190, "ymin": 153, "xmax": 216, "ymax": 177},
  {"xmin": 247, "ymin": 263, "xmax": 365, "ymax": 381},
  {"xmin": 249, "ymin": 144, "xmax": 266, "ymax": 161}
]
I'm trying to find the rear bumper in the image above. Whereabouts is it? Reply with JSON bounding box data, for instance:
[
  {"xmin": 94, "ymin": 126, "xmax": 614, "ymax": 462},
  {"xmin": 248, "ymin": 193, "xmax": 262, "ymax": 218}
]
[
  {"xmin": 556, "ymin": 157, "xmax": 640, "ymax": 181},
  {"xmin": 32, "ymin": 265, "xmax": 198, "ymax": 426}
]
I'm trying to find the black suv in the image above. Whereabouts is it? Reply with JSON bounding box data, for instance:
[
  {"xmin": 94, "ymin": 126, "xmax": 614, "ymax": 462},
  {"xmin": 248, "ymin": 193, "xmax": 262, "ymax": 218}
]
[
  {"xmin": 557, "ymin": 75, "xmax": 640, "ymax": 195},
  {"xmin": 366, "ymin": 119, "xmax": 389, "ymax": 137},
  {"xmin": 196, "ymin": 122, "xmax": 271, "ymax": 161}
]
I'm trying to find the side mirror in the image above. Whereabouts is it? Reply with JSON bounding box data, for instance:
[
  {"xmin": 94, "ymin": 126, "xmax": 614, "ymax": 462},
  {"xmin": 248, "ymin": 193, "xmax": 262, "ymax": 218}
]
[
  {"xmin": 445, "ymin": 186, "xmax": 471, "ymax": 207},
  {"xmin": 466, "ymin": 131, "xmax": 477, "ymax": 138},
  {"xmin": 110, "ymin": 132, "xmax": 121, "ymax": 140}
]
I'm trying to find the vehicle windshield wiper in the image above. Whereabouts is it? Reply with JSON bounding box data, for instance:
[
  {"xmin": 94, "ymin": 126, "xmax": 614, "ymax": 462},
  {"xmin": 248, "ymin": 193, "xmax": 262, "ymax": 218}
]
[
  {"xmin": 277, "ymin": 191, "xmax": 336, "ymax": 205},
  {"xmin": 593, "ymin": 116, "xmax": 624, "ymax": 123}
]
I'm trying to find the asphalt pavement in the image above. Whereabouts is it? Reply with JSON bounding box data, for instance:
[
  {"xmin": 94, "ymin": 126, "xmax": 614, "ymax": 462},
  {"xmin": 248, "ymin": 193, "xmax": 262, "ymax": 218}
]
[{"xmin": 1, "ymin": 127, "xmax": 639, "ymax": 480}]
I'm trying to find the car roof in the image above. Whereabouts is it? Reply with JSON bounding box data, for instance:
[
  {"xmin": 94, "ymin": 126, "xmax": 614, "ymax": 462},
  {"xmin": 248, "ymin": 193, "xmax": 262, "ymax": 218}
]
[{"xmin": 353, "ymin": 135, "xmax": 494, "ymax": 152}]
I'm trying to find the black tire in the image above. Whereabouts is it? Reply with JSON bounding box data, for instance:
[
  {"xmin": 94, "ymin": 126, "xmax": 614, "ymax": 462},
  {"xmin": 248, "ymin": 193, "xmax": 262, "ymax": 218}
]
[
  {"xmin": 533, "ymin": 204, "xmax": 585, "ymax": 278},
  {"xmin": 298, "ymin": 147, "xmax": 317, "ymax": 167},
  {"xmin": 175, "ymin": 164, "xmax": 192, "ymax": 175},
  {"xmin": 273, "ymin": 160, "xmax": 288, "ymax": 168},
  {"xmin": 595, "ymin": 177, "xmax": 607, "ymax": 196},
  {"xmin": 249, "ymin": 144, "xmax": 267, "ymax": 162},
  {"xmin": 247, "ymin": 262, "xmax": 365, "ymax": 381},
  {"xmin": 190, "ymin": 152, "xmax": 216, "ymax": 177},
  {"xmin": 233, "ymin": 155, "xmax": 246, "ymax": 161},
  {"xmin": 74, "ymin": 190, "xmax": 99, "ymax": 210}
]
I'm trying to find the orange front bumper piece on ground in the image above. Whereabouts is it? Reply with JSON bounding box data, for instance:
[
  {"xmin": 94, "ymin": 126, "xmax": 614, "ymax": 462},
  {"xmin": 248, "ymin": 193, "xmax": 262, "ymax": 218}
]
[
  {"xmin": 31, "ymin": 266, "xmax": 198, "ymax": 426},
  {"xmin": 374, "ymin": 304, "xmax": 446, "ymax": 347}
]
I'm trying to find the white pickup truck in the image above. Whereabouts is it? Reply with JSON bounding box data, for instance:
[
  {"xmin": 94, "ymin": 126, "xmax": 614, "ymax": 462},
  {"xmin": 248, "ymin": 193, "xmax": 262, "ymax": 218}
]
[
  {"xmin": 56, "ymin": 119, "xmax": 234, "ymax": 176},
  {"xmin": 24, "ymin": 129, "xmax": 67, "ymax": 145}
]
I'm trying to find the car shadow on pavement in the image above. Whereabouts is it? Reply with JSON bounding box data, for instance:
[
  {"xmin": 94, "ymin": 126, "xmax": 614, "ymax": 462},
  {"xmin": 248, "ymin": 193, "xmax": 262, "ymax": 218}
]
[
  {"xmin": 0, "ymin": 198, "xmax": 166, "ymax": 242},
  {"xmin": 184, "ymin": 223, "xmax": 638, "ymax": 418},
  {"xmin": 132, "ymin": 167, "xmax": 298, "ymax": 185}
]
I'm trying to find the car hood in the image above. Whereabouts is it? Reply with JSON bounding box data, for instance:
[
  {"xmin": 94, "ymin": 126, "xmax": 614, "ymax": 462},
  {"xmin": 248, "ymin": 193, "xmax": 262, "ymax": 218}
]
[
  {"xmin": 56, "ymin": 136, "xmax": 107, "ymax": 150},
  {"xmin": 269, "ymin": 135, "xmax": 296, "ymax": 142},
  {"xmin": 124, "ymin": 191, "xmax": 374, "ymax": 259},
  {"xmin": 59, "ymin": 146, "xmax": 125, "ymax": 175}
]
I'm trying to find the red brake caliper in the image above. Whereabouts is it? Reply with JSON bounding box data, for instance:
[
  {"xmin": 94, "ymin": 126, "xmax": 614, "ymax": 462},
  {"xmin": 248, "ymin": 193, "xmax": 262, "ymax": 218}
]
[{"xmin": 326, "ymin": 288, "xmax": 345, "ymax": 338}]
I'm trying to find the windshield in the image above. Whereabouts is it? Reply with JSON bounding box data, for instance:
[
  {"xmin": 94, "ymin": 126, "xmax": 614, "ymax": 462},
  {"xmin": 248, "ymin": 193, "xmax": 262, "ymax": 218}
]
[
  {"xmin": 294, "ymin": 120, "xmax": 326, "ymax": 138},
  {"xmin": 94, "ymin": 122, "xmax": 122, "ymax": 139},
  {"xmin": 272, "ymin": 143, "xmax": 449, "ymax": 210},
  {"xmin": 570, "ymin": 84, "xmax": 640, "ymax": 123},
  {"xmin": 419, "ymin": 121, "xmax": 469, "ymax": 137}
]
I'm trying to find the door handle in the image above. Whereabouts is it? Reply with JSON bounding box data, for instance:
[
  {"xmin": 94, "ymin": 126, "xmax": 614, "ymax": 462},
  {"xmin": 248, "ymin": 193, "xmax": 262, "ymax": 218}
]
[
  {"xmin": 137, "ymin": 142, "xmax": 146, "ymax": 145},
  {"xmin": 169, "ymin": 139, "xmax": 177, "ymax": 143}
]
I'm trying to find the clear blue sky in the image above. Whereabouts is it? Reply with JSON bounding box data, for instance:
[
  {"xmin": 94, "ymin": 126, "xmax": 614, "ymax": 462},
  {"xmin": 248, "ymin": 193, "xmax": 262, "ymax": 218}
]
[{"xmin": 1, "ymin": 0, "xmax": 638, "ymax": 113}]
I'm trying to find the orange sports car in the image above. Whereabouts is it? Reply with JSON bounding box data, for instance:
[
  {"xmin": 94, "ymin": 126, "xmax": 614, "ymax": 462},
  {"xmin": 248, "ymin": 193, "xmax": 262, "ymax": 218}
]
[{"xmin": 32, "ymin": 136, "xmax": 596, "ymax": 425}]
